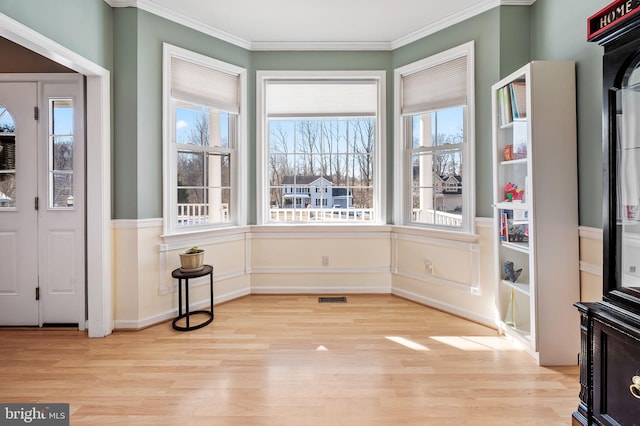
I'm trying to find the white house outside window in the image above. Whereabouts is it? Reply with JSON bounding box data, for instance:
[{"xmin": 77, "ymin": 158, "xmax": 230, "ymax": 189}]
[
  {"xmin": 257, "ymin": 71, "xmax": 386, "ymax": 224},
  {"xmin": 395, "ymin": 41, "xmax": 475, "ymax": 233},
  {"xmin": 163, "ymin": 44, "xmax": 246, "ymax": 234}
]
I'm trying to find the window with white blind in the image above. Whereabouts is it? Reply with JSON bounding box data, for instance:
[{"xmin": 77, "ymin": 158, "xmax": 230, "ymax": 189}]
[
  {"xmin": 163, "ymin": 44, "xmax": 246, "ymax": 234},
  {"xmin": 394, "ymin": 41, "xmax": 475, "ymax": 233},
  {"xmin": 256, "ymin": 71, "xmax": 386, "ymax": 225}
]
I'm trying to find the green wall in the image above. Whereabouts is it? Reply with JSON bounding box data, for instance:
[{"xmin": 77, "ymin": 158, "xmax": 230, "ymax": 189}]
[
  {"xmin": 530, "ymin": 0, "xmax": 605, "ymax": 228},
  {"xmin": 0, "ymin": 0, "xmax": 113, "ymax": 71},
  {"xmin": 113, "ymin": 8, "xmax": 139, "ymax": 220},
  {"xmin": 112, "ymin": 9, "xmax": 251, "ymax": 219},
  {"xmin": 393, "ymin": 8, "xmax": 505, "ymax": 219},
  {"xmin": 499, "ymin": 6, "xmax": 531, "ymax": 77},
  {"xmin": 115, "ymin": 8, "xmax": 506, "ymax": 222},
  {"xmin": 0, "ymin": 1, "xmax": 609, "ymax": 229}
]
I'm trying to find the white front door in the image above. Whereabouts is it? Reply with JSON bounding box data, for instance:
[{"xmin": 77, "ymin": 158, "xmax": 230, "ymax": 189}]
[
  {"xmin": 0, "ymin": 78, "xmax": 85, "ymax": 327},
  {"xmin": 0, "ymin": 82, "xmax": 39, "ymax": 325}
]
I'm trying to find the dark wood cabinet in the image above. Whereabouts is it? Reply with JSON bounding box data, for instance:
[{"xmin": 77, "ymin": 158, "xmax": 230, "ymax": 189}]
[
  {"xmin": 574, "ymin": 304, "xmax": 640, "ymax": 425},
  {"xmin": 574, "ymin": 2, "xmax": 640, "ymax": 424}
]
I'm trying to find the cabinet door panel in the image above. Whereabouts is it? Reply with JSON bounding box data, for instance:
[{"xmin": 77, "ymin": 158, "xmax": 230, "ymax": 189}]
[{"xmin": 593, "ymin": 319, "xmax": 640, "ymax": 426}]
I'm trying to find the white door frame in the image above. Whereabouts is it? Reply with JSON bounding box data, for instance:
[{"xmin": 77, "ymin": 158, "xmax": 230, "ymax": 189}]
[{"xmin": 0, "ymin": 13, "xmax": 112, "ymax": 337}]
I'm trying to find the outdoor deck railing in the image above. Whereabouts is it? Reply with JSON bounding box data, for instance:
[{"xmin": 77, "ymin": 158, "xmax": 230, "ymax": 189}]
[
  {"xmin": 178, "ymin": 203, "xmax": 209, "ymax": 225},
  {"xmin": 178, "ymin": 204, "xmax": 460, "ymax": 226},
  {"xmin": 269, "ymin": 207, "xmax": 372, "ymax": 222},
  {"xmin": 412, "ymin": 208, "xmax": 462, "ymax": 227}
]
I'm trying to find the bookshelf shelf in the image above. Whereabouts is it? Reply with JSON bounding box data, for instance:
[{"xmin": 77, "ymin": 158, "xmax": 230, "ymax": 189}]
[
  {"xmin": 491, "ymin": 61, "xmax": 580, "ymax": 366},
  {"xmin": 500, "ymin": 159, "xmax": 527, "ymax": 166},
  {"xmin": 501, "ymin": 241, "xmax": 529, "ymax": 254},
  {"xmin": 494, "ymin": 201, "xmax": 529, "ymax": 210},
  {"xmin": 498, "ymin": 117, "xmax": 527, "ymax": 130},
  {"xmin": 501, "ymin": 279, "xmax": 530, "ymax": 296}
]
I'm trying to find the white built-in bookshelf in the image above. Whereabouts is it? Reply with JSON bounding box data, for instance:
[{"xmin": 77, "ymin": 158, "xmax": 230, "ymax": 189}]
[{"xmin": 491, "ymin": 61, "xmax": 580, "ymax": 366}]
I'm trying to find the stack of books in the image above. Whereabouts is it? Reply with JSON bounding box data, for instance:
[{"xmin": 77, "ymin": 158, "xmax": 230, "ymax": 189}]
[{"xmin": 497, "ymin": 81, "xmax": 527, "ymax": 126}]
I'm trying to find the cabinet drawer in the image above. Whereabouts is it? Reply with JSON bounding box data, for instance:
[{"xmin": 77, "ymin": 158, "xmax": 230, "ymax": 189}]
[{"xmin": 593, "ymin": 318, "xmax": 640, "ymax": 426}]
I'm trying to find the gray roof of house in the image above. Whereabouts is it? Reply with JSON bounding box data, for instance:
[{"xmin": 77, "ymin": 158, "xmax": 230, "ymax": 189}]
[{"xmin": 282, "ymin": 175, "xmax": 331, "ymax": 185}]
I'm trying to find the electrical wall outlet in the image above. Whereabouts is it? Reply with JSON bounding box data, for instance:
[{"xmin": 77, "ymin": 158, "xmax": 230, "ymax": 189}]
[
  {"xmin": 424, "ymin": 259, "xmax": 433, "ymax": 273},
  {"xmin": 322, "ymin": 256, "xmax": 329, "ymax": 266}
]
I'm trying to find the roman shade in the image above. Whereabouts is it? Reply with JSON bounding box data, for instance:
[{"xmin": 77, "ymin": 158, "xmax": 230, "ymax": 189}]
[
  {"xmin": 401, "ymin": 55, "xmax": 467, "ymax": 115},
  {"xmin": 171, "ymin": 57, "xmax": 239, "ymax": 113},
  {"xmin": 265, "ymin": 81, "xmax": 378, "ymax": 118}
]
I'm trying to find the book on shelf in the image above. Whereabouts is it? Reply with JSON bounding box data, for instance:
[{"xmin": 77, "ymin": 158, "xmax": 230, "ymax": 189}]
[
  {"xmin": 498, "ymin": 86, "xmax": 513, "ymax": 127},
  {"xmin": 509, "ymin": 82, "xmax": 527, "ymax": 119},
  {"xmin": 497, "ymin": 82, "xmax": 527, "ymax": 126},
  {"xmin": 499, "ymin": 209, "xmax": 529, "ymax": 243}
]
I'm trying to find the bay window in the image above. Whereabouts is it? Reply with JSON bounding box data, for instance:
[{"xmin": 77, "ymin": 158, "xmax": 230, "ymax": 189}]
[
  {"xmin": 163, "ymin": 44, "xmax": 246, "ymax": 234},
  {"xmin": 256, "ymin": 71, "xmax": 386, "ymax": 224},
  {"xmin": 395, "ymin": 41, "xmax": 475, "ymax": 233}
]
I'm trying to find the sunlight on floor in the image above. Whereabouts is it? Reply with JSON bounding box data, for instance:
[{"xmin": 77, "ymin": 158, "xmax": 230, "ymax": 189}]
[
  {"xmin": 385, "ymin": 336, "xmax": 429, "ymax": 351},
  {"xmin": 430, "ymin": 335, "xmax": 521, "ymax": 351}
]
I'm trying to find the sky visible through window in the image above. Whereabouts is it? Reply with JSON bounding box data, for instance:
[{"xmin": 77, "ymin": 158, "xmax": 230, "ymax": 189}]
[
  {"xmin": 433, "ymin": 106, "xmax": 463, "ymax": 139},
  {"xmin": 412, "ymin": 106, "xmax": 464, "ymax": 147},
  {"xmin": 176, "ymin": 106, "xmax": 230, "ymax": 146}
]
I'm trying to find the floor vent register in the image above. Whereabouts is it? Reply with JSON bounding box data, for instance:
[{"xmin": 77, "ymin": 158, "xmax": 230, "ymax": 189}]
[{"xmin": 318, "ymin": 296, "xmax": 347, "ymax": 303}]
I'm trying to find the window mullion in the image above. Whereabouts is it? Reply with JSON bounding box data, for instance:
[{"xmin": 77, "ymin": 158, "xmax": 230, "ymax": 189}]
[{"xmin": 396, "ymin": 41, "xmax": 473, "ymax": 232}]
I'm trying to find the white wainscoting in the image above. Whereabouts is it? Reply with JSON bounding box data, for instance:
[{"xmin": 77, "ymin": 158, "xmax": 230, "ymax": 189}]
[
  {"xmin": 391, "ymin": 231, "xmax": 481, "ymax": 293},
  {"xmin": 578, "ymin": 226, "xmax": 603, "ymax": 302},
  {"xmin": 110, "ymin": 219, "xmax": 505, "ymax": 329}
]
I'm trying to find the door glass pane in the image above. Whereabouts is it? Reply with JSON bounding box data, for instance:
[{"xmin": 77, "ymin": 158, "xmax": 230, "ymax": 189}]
[
  {"xmin": 618, "ymin": 77, "xmax": 640, "ymax": 290},
  {"xmin": 0, "ymin": 106, "xmax": 16, "ymax": 208},
  {"xmin": 49, "ymin": 99, "xmax": 74, "ymax": 208}
]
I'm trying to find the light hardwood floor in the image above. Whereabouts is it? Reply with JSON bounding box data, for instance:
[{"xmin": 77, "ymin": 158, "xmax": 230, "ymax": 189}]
[{"xmin": 0, "ymin": 295, "xmax": 579, "ymax": 425}]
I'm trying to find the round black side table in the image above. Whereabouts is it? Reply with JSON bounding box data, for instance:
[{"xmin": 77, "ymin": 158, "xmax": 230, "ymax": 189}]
[{"xmin": 171, "ymin": 264, "xmax": 214, "ymax": 331}]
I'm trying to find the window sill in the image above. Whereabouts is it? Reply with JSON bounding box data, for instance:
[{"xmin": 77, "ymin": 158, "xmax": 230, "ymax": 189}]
[
  {"xmin": 161, "ymin": 225, "xmax": 251, "ymax": 246},
  {"xmin": 251, "ymin": 223, "xmax": 392, "ymax": 234},
  {"xmin": 391, "ymin": 225, "xmax": 479, "ymax": 244},
  {"xmin": 160, "ymin": 223, "xmax": 478, "ymax": 246}
]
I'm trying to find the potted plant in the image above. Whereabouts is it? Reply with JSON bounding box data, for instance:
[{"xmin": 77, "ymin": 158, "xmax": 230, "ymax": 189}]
[{"xmin": 179, "ymin": 246, "xmax": 204, "ymax": 272}]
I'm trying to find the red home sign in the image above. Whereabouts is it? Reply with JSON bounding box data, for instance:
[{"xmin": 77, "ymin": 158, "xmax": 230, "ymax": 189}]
[{"xmin": 588, "ymin": 0, "xmax": 640, "ymax": 41}]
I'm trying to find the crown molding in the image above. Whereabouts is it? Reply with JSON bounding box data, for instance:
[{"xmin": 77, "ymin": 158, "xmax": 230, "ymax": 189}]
[
  {"xmin": 392, "ymin": 0, "xmax": 499, "ymax": 49},
  {"xmin": 104, "ymin": 0, "xmax": 252, "ymax": 49},
  {"xmin": 105, "ymin": 0, "xmax": 536, "ymax": 51},
  {"xmin": 251, "ymin": 41, "xmax": 393, "ymax": 52},
  {"xmin": 103, "ymin": 0, "xmax": 135, "ymax": 6},
  {"xmin": 502, "ymin": 0, "xmax": 536, "ymax": 4},
  {"xmin": 391, "ymin": 0, "xmax": 536, "ymax": 49}
]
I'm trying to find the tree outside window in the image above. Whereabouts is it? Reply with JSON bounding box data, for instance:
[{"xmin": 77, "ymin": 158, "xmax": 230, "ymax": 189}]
[
  {"xmin": 175, "ymin": 102, "xmax": 233, "ymax": 227},
  {"xmin": 268, "ymin": 117, "xmax": 374, "ymax": 222}
]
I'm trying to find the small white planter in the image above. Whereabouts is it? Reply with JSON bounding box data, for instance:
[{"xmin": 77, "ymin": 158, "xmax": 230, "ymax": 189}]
[{"xmin": 179, "ymin": 249, "xmax": 204, "ymax": 272}]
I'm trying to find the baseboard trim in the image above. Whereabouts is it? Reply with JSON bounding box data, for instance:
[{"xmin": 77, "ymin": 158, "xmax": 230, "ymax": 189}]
[
  {"xmin": 394, "ymin": 269, "xmax": 477, "ymax": 293},
  {"xmin": 250, "ymin": 286, "xmax": 391, "ymax": 294},
  {"xmin": 114, "ymin": 288, "xmax": 250, "ymax": 330},
  {"xmin": 250, "ymin": 266, "xmax": 390, "ymax": 274},
  {"xmin": 392, "ymin": 287, "xmax": 494, "ymax": 328}
]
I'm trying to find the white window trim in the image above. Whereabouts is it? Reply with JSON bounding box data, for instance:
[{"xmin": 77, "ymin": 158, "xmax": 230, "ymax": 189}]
[
  {"xmin": 394, "ymin": 41, "xmax": 476, "ymax": 234},
  {"xmin": 256, "ymin": 70, "xmax": 387, "ymax": 225},
  {"xmin": 162, "ymin": 43, "xmax": 247, "ymax": 236}
]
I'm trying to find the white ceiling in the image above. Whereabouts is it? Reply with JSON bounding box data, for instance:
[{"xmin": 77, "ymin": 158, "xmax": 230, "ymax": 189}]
[{"xmin": 107, "ymin": 0, "xmax": 534, "ymax": 50}]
